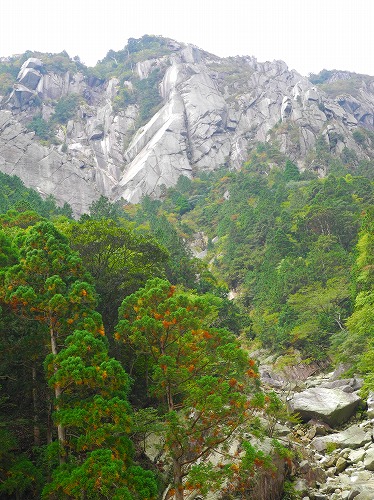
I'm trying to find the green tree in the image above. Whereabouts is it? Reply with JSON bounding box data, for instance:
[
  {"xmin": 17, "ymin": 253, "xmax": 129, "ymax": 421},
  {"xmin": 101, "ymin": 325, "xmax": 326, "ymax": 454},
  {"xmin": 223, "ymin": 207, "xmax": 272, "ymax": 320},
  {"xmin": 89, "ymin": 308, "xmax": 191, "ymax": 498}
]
[
  {"xmin": 0, "ymin": 421, "xmax": 43, "ymax": 499},
  {"xmin": 88, "ymin": 195, "xmax": 125, "ymax": 221},
  {"xmin": 51, "ymin": 94, "xmax": 79, "ymax": 124},
  {"xmin": 0, "ymin": 173, "xmax": 72, "ymax": 219},
  {"xmin": 27, "ymin": 115, "xmax": 52, "ymax": 140},
  {"xmin": 0, "ymin": 221, "xmax": 157, "ymax": 497},
  {"xmin": 60, "ymin": 218, "xmax": 168, "ymax": 333},
  {"xmin": 339, "ymin": 210, "xmax": 374, "ymax": 391},
  {"xmin": 43, "ymin": 329, "xmax": 158, "ymax": 499},
  {"xmin": 286, "ymin": 277, "xmax": 351, "ymax": 358},
  {"xmin": 284, "ymin": 160, "xmax": 300, "ymax": 182},
  {"xmin": 1, "ymin": 221, "xmax": 99, "ymax": 456},
  {"xmin": 115, "ymin": 278, "xmax": 265, "ymax": 499},
  {"xmin": 137, "ymin": 197, "xmax": 200, "ymax": 288}
]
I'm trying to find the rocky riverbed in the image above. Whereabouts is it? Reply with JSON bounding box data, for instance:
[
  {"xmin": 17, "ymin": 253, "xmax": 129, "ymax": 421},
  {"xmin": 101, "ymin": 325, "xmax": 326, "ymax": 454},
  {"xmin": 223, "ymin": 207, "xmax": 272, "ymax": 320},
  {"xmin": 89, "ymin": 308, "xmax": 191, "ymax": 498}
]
[
  {"xmin": 148, "ymin": 352, "xmax": 374, "ymax": 499},
  {"xmin": 261, "ymin": 356, "xmax": 374, "ymax": 500}
]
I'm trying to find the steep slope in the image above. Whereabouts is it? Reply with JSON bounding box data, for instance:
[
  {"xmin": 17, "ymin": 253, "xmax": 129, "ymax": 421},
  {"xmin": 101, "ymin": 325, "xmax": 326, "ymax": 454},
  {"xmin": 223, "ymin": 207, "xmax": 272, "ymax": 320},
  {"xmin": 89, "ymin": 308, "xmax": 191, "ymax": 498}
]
[{"xmin": 0, "ymin": 36, "xmax": 373, "ymax": 214}]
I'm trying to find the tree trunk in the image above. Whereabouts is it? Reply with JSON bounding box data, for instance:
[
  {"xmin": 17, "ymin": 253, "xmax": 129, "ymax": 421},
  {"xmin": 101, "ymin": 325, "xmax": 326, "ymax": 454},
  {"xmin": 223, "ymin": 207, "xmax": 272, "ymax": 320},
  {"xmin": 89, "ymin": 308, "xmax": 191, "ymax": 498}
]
[
  {"xmin": 32, "ymin": 365, "xmax": 40, "ymax": 446},
  {"xmin": 173, "ymin": 458, "xmax": 184, "ymax": 500},
  {"xmin": 167, "ymin": 385, "xmax": 174, "ymax": 411},
  {"xmin": 50, "ymin": 324, "xmax": 65, "ymax": 462},
  {"xmin": 168, "ymin": 384, "xmax": 182, "ymax": 498},
  {"xmin": 46, "ymin": 395, "xmax": 53, "ymax": 445}
]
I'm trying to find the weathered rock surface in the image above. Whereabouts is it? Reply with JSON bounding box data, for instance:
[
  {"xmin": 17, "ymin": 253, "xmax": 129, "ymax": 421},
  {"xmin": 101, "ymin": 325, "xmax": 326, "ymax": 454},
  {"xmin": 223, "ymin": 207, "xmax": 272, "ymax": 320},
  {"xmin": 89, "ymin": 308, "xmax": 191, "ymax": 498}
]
[
  {"xmin": 364, "ymin": 446, "xmax": 374, "ymax": 471},
  {"xmin": 287, "ymin": 387, "xmax": 362, "ymax": 426},
  {"xmin": 320, "ymin": 378, "xmax": 363, "ymax": 392},
  {"xmin": 1, "ymin": 39, "xmax": 374, "ymax": 213},
  {"xmin": 367, "ymin": 392, "xmax": 374, "ymax": 418},
  {"xmin": 0, "ymin": 110, "xmax": 100, "ymax": 214},
  {"xmin": 311, "ymin": 424, "xmax": 372, "ymax": 452},
  {"xmin": 254, "ymin": 352, "xmax": 374, "ymax": 500}
]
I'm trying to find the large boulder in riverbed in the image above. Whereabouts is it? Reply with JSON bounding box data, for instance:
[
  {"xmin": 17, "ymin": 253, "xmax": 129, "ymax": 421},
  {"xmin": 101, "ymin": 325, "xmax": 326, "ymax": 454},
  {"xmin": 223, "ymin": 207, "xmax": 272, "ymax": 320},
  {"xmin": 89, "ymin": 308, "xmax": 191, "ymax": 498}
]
[
  {"xmin": 287, "ymin": 387, "xmax": 362, "ymax": 426},
  {"xmin": 367, "ymin": 392, "xmax": 374, "ymax": 418},
  {"xmin": 364, "ymin": 446, "xmax": 374, "ymax": 471},
  {"xmin": 311, "ymin": 424, "xmax": 372, "ymax": 452}
]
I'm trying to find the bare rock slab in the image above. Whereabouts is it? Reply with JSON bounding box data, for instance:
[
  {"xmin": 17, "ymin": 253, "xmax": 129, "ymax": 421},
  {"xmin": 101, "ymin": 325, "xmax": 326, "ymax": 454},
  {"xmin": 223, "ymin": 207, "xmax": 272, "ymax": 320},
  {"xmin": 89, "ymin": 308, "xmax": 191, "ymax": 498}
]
[
  {"xmin": 311, "ymin": 425, "xmax": 372, "ymax": 452},
  {"xmin": 287, "ymin": 387, "xmax": 362, "ymax": 426},
  {"xmin": 364, "ymin": 447, "xmax": 374, "ymax": 471},
  {"xmin": 367, "ymin": 392, "xmax": 374, "ymax": 418}
]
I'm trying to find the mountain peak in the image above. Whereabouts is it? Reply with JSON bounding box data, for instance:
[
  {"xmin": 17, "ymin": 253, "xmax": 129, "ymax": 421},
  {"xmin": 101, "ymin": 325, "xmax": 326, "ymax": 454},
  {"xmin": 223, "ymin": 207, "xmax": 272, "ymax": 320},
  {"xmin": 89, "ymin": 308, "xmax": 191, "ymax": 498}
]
[{"xmin": 0, "ymin": 37, "xmax": 373, "ymax": 214}]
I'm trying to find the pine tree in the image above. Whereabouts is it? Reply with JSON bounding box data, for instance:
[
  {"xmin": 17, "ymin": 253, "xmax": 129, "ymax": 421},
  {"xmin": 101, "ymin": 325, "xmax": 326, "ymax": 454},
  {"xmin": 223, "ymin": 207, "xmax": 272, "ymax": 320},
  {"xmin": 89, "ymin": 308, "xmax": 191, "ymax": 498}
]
[
  {"xmin": 115, "ymin": 278, "xmax": 265, "ymax": 499},
  {"xmin": 2, "ymin": 221, "xmax": 99, "ymax": 453},
  {"xmin": 43, "ymin": 329, "xmax": 158, "ymax": 499},
  {"xmin": 0, "ymin": 221, "xmax": 157, "ymax": 497}
]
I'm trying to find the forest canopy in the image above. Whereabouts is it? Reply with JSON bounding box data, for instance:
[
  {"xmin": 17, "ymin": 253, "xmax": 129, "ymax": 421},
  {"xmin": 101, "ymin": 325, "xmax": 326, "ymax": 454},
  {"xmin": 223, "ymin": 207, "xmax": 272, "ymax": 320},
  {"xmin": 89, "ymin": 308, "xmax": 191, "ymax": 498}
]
[{"xmin": 0, "ymin": 143, "xmax": 373, "ymax": 498}]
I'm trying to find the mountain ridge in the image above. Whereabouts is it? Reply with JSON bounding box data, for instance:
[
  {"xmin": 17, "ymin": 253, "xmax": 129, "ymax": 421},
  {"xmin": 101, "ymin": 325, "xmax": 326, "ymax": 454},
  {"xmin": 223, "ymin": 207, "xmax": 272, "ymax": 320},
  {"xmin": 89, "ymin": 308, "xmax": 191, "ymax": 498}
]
[{"xmin": 0, "ymin": 35, "xmax": 373, "ymax": 214}]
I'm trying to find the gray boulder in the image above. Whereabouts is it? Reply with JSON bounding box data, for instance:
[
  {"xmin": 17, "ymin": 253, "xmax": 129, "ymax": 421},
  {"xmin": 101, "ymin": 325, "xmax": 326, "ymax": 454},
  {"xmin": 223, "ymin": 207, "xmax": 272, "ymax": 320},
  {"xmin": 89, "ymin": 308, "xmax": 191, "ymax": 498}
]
[
  {"xmin": 288, "ymin": 387, "xmax": 362, "ymax": 426},
  {"xmin": 364, "ymin": 447, "xmax": 374, "ymax": 471},
  {"xmin": 19, "ymin": 57, "xmax": 43, "ymax": 71},
  {"xmin": 18, "ymin": 68, "xmax": 42, "ymax": 90},
  {"xmin": 8, "ymin": 84, "xmax": 36, "ymax": 108},
  {"xmin": 320, "ymin": 378, "xmax": 363, "ymax": 392},
  {"xmin": 367, "ymin": 392, "xmax": 374, "ymax": 418},
  {"xmin": 335, "ymin": 456, "xmax": 348, "ymax": 473},
  {"xmin": 311, "ymin": 425, "xmax": 372, "ymax": 452},
  {"xmin": 349, "ymin": 448, "xmax": 366, "ymax": 464},
  {"xmin": 354, "ymin": 493, "xmax": 374, "ymax": 500}
]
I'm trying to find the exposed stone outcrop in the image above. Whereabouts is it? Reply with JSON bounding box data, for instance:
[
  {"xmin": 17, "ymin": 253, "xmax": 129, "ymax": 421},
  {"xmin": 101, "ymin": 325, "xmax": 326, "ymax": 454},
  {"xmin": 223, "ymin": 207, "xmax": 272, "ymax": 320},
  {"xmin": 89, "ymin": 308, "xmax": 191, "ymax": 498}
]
[
  {"xmin": 16, "ymin": 58, "xmax": 43, "ymax": 92},
  {"xmin": 298, "ymin": 419, "xmax": 374, "ymax": 500},
  {"xmin": 0, "ymin": 109, "xmax": 100, "ymax": 214},
  {"xmin": 1, "ymin": 40, "xmax": 374, "ymax": 214},
  {"xmin": 367, "ymin": 392, "xmax": 374, "ymax": 418},
  {"xmin": 320, "ymin": 377, "xmax": 363, "ymax": 393},
  {"xmin": 364, "ymin": 448, "xmax": 374, "ymax": 471},
  {"xmin": 117, "ymin": 89, "xmax": 191, "ymax": 203},
  {"xmin": 311, "ymin": 425, "xmax": 372, "ymax": 452},
  {"xmin": 287, "ymin": 387, "xmax": 362, "ymax": 426},
  {"xmin": 258, "ymin": 357, "xmax": 374, "ymax": 500}
]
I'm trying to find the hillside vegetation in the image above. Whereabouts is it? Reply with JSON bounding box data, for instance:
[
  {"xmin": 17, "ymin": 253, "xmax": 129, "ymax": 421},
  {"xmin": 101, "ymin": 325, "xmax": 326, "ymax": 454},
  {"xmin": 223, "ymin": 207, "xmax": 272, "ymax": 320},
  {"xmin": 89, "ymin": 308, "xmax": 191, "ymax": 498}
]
[
  {"xmin": 0, "ymin": 136, "xmax": 373, "ymax": 497},
  {"xmin": 126, "ymin": 144, "xmax": 374, "ymax": 379},
  {"xmin": 0, "ymin": 168, "xmax": 290, "ymax": 499}
]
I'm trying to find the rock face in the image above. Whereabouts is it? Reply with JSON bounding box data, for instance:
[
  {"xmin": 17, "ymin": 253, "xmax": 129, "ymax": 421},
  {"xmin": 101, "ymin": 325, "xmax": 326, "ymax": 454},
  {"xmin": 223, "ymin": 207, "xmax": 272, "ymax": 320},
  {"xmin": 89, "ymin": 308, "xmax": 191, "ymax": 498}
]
[
  {"xmin": 367, "ymin": 392, "xmax": 374, "ymax": 418},
  {"xmin": 0, "ymin": 110, "xmax": 100, "ymax": 214},
  {"xmin": 287, "ymin": 387, "xmax": 362, "ymax": 426},
  {"xmin": 280, "ymin": 385, "xmax": 373, "ymax": 499},
  {"xmin": 1, "ymin": 39, "xmax": 374, "ymax": 214},
  {"xmin": 305, "ymin": 421, "xmax": 374, "ymax": 500},
  {"xmin": 257, "ymin": 355, "xmax": 374, "ymax": 500},
  {"xmin": 311, "ymin": 424, "xmax": 372, "ymax": 451},
  {"xmin": 364, "ymin": 447, "xmax": 374, "ymax": 471}
]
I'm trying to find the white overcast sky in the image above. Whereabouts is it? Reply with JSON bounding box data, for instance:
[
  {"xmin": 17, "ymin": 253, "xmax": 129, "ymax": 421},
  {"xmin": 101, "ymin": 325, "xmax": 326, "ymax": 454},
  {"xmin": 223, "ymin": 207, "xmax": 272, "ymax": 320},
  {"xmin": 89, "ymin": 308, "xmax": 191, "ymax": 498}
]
[{"xmin": 1, "ymin": 0, "xmax": 373, "ymax": 77}]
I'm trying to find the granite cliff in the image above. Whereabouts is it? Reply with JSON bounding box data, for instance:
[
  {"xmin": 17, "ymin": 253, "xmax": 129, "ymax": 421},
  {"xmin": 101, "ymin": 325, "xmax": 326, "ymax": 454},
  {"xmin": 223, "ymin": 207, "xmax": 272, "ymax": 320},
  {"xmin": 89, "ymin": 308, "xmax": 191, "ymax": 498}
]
[{"xmin": 1, "ymin": 36, "xmax": 374, "ymax": 214}]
